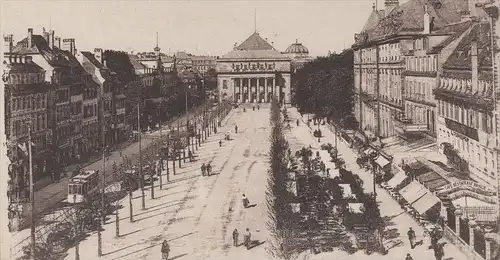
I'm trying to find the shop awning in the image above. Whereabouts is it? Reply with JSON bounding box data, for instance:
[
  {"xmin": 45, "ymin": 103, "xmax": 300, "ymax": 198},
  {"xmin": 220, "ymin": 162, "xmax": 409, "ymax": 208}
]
[
  {"xmin": 412, "ymin": 192, "xmax": 441, "ymax": 215},
  {"xmin": 375, "ymin": 156, "xmax": 391, "ymax": 168},
  {"xmin": 387, "ymin": 172, "xmax": 407, "ymax": 188},
  {"xmin": 416, "ymin": 171, "xmax": 449, "ymax": 191},
  {"xmin": 400, "ymin": 181, "xmax": 427, "ymax": 204}
]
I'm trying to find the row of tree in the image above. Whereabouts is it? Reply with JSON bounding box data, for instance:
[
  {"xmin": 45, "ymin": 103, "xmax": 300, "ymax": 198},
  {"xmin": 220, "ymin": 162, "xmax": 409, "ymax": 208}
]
[
  {"xmin": 292, "ymin": 49, "xmax": 357, "ymax": 129},
  {"xmin": 266, "ymin": 97, "xmax": 299, "ymax": 259}
]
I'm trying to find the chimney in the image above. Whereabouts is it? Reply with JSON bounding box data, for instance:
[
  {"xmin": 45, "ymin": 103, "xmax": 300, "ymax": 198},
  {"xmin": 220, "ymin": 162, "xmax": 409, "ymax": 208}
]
[
  {"xmin": 42, "ymin": 27, "xmax": 49, "ymax": 42},
  {"xmin": 471, "ymin": 38, "xmax": 478, "ymax": 93},
  {"xmin": 62, "ymin": 38, "xmax": 75, "ymax": 55},
  {"xmin": 384, "ymin": 0, "xmax": 399, "ymax": 16},
  {"xmin": 94, "ymin": 48, "xmax": 103, "ymax": 64},
  {"xmin": 48, "ymin": 30, "xmax": 55, "ymax": 49},
  {"xmin": 55, "ymin": 37, "xmax": 61, "ymax": 48},
  {"xmin": 424, "ymin": 4, "xmax": 431, "ymax": 34},
  {"xmin": 28, "ymin": 28, "xmax": 33, "ymax": 48},
  {"xmin": 4, "ymin": 34, "xmax": 13, "ymax": 53}
]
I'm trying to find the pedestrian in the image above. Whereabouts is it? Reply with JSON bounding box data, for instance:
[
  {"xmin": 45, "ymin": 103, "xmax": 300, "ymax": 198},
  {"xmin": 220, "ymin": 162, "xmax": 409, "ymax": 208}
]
[
  {"xmin": 235, "ymin": 125, "xmax": 238, "ymax": 134},
  {"xmin": 296, "ymin": 119, "xmax": 299, "ymax": 126},
  {"xmin": 407, "ymin": 227, "xmax": 416, "ymax": 249},
  {"xmin": 405, "ymin": 253, "xmax": 413, "ymax": 260},
  {"xmin": 257, "ymin": 105, "xmax": 260, "ymax": 110},
  {"xmin": 161, "ymin": 240, "xmax": 170, "ymax": 260},
  {"xmin": 201, "ymin": 163, "xmax": 206, "ymax": 176},
  {"xmin": 242, "ymin": 194, "xmax": 249, "ymax": 208},
  {"xmin": 244, "ymin": 228, "xmax": 251, "ymax": 250},
  {"xmin": 219, "ymin": 140, "xmax": 223, "ymax": 147},
  {"xmin": 188, "ymin": 150, "xmax": 193, "ymax": 162},
  {"xmin": 252, "ymin": 106, "xmax": 255, "ymax": 111},
  {"xmin": 433, "ymin": 243, "xmax": 444, "ymax": 260},
  {"xmin": 232, "ymin": 229, "xmax": 239, "ymax": 246},
  {"xmin": 207, "ymin": 163, "xmax": 212, "ymax": 176}
]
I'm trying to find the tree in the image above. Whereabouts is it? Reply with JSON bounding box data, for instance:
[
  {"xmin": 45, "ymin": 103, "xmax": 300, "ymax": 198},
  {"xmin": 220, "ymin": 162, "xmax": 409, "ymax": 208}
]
[
  {"xmin": 103, "ymin": 50, "xmax": 136, "ymax": 84},
  {"xmin": 362, "ymin": 194, "xmax": 385, "ymax": 253},
  {"xmin": 293, "ymin": 49, "xmax": 355, "ymax": 127},
  {"xmin": 266, "ymin": 96, "xmax": 299, "ymax": 260}
]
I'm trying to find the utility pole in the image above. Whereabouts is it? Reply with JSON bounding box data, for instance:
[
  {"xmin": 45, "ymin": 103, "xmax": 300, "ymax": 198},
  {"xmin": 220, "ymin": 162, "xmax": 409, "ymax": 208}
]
[
  {"xmin": 28, "ymin": 123, "xmax": 35, "ymax": 260},
  {"xmin": 101, "ymin": 147, "xmax": 106, "ymax": 223},
  {"xmin": 138, "ymin": 103, "xmax": 145, "ymax": 210},
  {"xmin": 185, "ymin": 85, "xmax": 190, "ymax": 160}
]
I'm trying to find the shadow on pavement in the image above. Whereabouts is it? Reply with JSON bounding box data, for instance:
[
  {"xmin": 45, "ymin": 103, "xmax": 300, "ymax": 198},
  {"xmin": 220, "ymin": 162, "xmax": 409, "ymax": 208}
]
[
  {"xmin": 169, "ymin": 253, "xmax": 188, "ymax": 260},
  {"xmin": 248, "ymin": 240, "xmax": 265, "ymax": 250}
]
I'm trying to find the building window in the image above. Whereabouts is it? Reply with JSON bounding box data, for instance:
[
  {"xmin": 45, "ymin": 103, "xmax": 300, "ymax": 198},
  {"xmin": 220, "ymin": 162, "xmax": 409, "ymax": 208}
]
[{"xmin": 222, "ymin": 80, "xmax": 228, "ymax": 89}]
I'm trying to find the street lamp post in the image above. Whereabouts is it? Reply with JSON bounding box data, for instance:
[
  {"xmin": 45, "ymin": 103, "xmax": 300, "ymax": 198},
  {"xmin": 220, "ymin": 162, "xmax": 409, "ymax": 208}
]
[
  {"xmin": 138, "ymin": 103, "xmax": 145, "ymax": 210},
  {"xmin": 370, "ymin": 151, "xmax": 379, "ymax": 200},
  {"xmin": 27, "ymin": 122, "xmax": 35, "ymax": 260}
]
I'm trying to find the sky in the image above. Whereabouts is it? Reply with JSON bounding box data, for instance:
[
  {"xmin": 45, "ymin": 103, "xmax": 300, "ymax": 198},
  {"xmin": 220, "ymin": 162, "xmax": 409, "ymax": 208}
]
[{"xmin": 2, "ymin": 0, "xmax": 408, "ymax": 57}]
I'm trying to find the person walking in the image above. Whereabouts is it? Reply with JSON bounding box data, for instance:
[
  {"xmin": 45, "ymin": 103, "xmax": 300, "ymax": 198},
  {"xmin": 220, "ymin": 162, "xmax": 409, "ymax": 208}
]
[
  {"xmin": 242, "ymin": 194, "xmax": 250, "ymax": 208},
  {"xmin": 433, "ymin": 243, "xmax": 444, "ymax": 260},
  {"xmin": 405, "ymin": 253, "xmax": 413, "ymax": 260},
  {"xmin": 244, "ymin": 228, "xmax": 251, "ymax": 250},
  {"xmin": 219, "ymin": 140, "xmax": 223, "ymax": 147},
  {"xmin": 201, "ymin": 163, "xmax": 206, "ymax": 177},
  {"xmin": 407, "ymin": 227, "xmax": 416, "ymax": 249},
  {"xmin": 235, "ymin": 125, "xmax": 238, "ymax": 134},
  {"xmin": 161, "ymin": 240, "xmax": 170, "ymax": 260},
  {"xmin": 207, "ymin": 163, "xmax": 212, "ymax": 176},
  {"xmin": 232, "ymin": 229, "xmax": 239, "ymax": 246},
  {"xmin": 257, "ymin": 105, "xmax": 260, "ymax": 110}
]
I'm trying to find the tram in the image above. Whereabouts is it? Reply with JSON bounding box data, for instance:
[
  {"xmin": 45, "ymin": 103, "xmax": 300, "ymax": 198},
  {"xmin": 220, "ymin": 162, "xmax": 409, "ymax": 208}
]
[{"xmin": 67, "ymin": 170, "xmax": 100, "ymax": 204}]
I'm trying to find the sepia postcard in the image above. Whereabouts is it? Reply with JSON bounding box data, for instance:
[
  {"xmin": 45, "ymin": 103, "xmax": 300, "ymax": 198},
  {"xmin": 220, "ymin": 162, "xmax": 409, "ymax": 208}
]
[{"xmin": 1, "ymin": 0, "xmax": 500, "ymax": 259}]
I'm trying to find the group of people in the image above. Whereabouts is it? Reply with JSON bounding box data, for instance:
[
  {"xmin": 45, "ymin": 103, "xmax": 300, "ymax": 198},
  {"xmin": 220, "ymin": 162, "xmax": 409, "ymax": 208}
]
[
  {"xmin": 405, "ymin": 227, "xmax": 445, "ymax": 260},
  {"xmin": 232, "ymin": 228, "xmax": 252, "ymax": 250},
  {"xmin": 201, "ymin": 163, "xmax": 212, "ymax": 176}
]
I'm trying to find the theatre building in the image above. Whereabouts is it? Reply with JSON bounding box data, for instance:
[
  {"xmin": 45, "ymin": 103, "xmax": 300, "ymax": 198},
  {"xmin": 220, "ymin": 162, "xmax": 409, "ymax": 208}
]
[{"xmin": 217, "ymin": 32, "xmax": 291, "ymax": 104}]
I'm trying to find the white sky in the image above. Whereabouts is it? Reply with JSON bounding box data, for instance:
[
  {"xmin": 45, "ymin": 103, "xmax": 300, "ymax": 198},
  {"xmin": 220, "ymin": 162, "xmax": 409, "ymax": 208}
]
[{"xmin": 2, "ymin": 0, "xmax": 408, "ymax": 57}]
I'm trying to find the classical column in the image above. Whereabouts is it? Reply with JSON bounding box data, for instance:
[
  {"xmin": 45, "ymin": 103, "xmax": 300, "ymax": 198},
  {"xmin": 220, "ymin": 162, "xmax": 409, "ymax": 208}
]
[
  {"xmin": 455, "ymin": 207, "xmax": 463, "ymax": 236},
  {"xmin": 469, "ymin": 217, "xmax": 476, "ymax": 248},
  {"xmin": 485, "ymin": 233, "xmax": 494, "ymax": 260}
]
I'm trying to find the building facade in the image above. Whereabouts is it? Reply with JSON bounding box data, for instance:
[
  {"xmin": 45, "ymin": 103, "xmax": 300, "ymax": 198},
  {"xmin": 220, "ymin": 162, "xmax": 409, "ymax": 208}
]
[
  {"xmin": 217, "ymin": 32, "xmax": 291, "ymax": 104},
  {"xmin": 353, "ymin": 0, "xmax": 468, "ymax": 141},
  {"xmin": 4, "ymin": 28, "xmax": 103, "ymax": 170},
  {"xmin": 435, "ymin": 21, "xmax": 497, "ymax": 187},
  {"xmin": 192, "ymin": 55, "xmax": 216, "ymax": 75},
  {"xmin": 3, "ymin": 55, "xmax": 52, "ymax": 201}
]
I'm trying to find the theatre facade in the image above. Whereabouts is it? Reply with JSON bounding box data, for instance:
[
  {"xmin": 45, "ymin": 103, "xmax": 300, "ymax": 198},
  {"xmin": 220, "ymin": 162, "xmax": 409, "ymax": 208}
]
[{"xmin": 217, "ymin": 32, "xmax": 291, "ymax": 104}]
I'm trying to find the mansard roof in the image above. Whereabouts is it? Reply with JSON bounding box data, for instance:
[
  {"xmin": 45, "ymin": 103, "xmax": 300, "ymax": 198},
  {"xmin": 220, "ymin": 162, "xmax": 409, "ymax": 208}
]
[
  {"xmin": 443, "ymin": 22, "xmax": 493, "ymax": 71},
  {"xmin": 371, "ymin": 0, "xmax": 467, "ymax": 40}
]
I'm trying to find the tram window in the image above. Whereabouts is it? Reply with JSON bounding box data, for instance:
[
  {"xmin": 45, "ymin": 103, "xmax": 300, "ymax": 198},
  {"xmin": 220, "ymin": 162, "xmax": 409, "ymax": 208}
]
[
  {"xmin": 69, "ymin": 185, "xmax": 74, "ymax": 194},
  {"xmin": 77, "ymin": 185, "xmax": 82, "ymax": 195}
]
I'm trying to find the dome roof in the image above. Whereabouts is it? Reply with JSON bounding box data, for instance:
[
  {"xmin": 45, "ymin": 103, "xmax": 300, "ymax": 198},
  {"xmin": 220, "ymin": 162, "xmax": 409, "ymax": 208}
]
[{"xmin": 285, "ymin": 40, "xmax": 309, "ymax": 54}]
